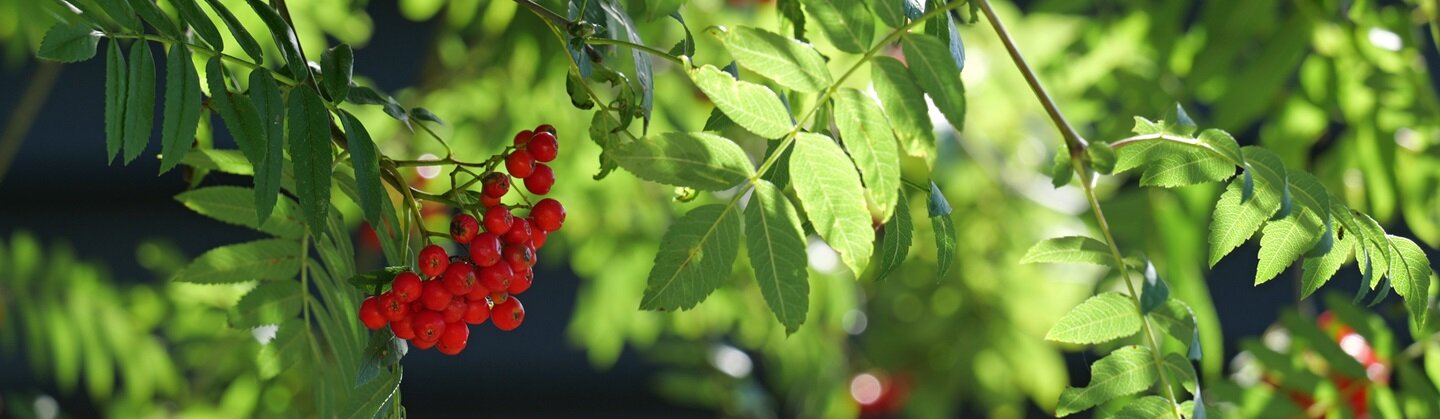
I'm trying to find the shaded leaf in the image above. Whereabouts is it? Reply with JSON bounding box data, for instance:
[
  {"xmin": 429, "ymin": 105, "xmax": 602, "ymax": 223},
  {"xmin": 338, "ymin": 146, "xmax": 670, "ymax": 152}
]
[
  {"xmin": 173, "ymin": 239, "xmax": 302, "ymax": 284},
  {"xmin": 287, "ymin": 88, "xmax": 335, "ymax": 230},
  {"xmin": 322, "ymin": 44, "xmax": 354, "ymax": 103},
  {"xmin": 104, "ymin": 41, "xmax": 126, "ymax": 164},
  {"xmin": 122, "ymin": 41, "xmax": 156, "ymax": 165},
  {"xmin": 170, "ymin": 0, "xmax": 224, "ymax": 50},
  {"xmin": 800, "ymin": 0, "xmax": 873, "ymax": 53},
  {"xmin": 38, "ymin": 23, "xmax": 99, "ymax": 63},
  {"xmin": 639, "ymin": 205, "xmax": 743, "ymax": 311},
  {"xmin": 745, "ymin": 180, "xmax": 810, "ymax": 333},
  {"xmin": 1055, "ymin": 346, "xmax": 1157, "ymax": 417},
  {"xmin": 1140, "ymin": 261, "xmax": 1171, "ymax": 314},
  {"xmin": 929, "ymin": 181, "xmax": 957, "ymax": 276},
  {"xmin": 600, "ymin": 0, "xmax": 652, "ymax": 131},
  {"xmin": 175, "ymin": 186, "xmax": 305, "ymax": 239},
  {"xmin": 159, "ymin": 44, "xmax": 202, "ymax": 174},
  {"xmin": 202, "ymin": 0, "xmax": 264, "ymax": 64},
  {"xmin": 338, "ymin": 110, "xmax": 384, "ymax": 227},
  {"xmin": 874, "ymin": 192, "xmax": 912, "ymax": 281},
  {"xmin": 249, "ymin": 69, "xmax": 286, "ymax": 224},
  {"xmin": 902, "ymin": 34, "xmax": 966, "ymax": 131},
  {"xmin": 126, "ymin": 0, "xmax": 179, "ymax": 38},
  {"xmin": 612, "ymin": 132, "xmax": 754, "ymax": 190},
  {"xmin": 230, "ymin": 280, "xmax": 302, "ymax": 327},
  {"xmin": 246, "ymin": 0, "xmax": 308, "ymax": 81}
]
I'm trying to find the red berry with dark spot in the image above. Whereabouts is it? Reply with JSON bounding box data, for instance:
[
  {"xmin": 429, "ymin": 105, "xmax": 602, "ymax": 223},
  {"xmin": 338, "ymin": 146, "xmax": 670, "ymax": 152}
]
[
  {"xmin": 504, "ymin": 218, "xmax": 532, "ymax": 244},
  {"xmin": 450, "ymin": 213, "xmax": 480, "ymax": 243},
  {"xmin": 441, "ymin": 262, "xmax": 478, "ymax": 295},
  {"xmin": 468, "ymin": 232, "xmax": 503, "ymax": 267},
  {"xmin": 493, "ymin": 296, "xmax": 525, "ymax": 331},
  {"xmin": 513, "ymin": 129, "xmax": 534, "ymax": 146},
  {"xmin": 508, "ymin": 266, "xmax": 533, "ymax": 295},
  {"xmin": 534, "ymin": 124, "xmax": 556, "ymax": 136},
  {"xmin": 524, "ymin": 164, "xmax": 554, "ymax": 195},
  {"xmin": 529, "ymin": 132, "xmax": 558, "ymax": 162},
  {"xmin": 390, "ymin": 315, "xmax": 416, "ymax": 340},
  {"xmin": 482, "ymin": 172, "xmax": 510, "ymax": 198},
  {"xmin": 484, "ymin": 206, "xmax": 514, "ymax": 235},
  {"xmin": 378, "ymin": 292, "xmax": 408, "ymax": 322},
  {"xmin": 479, "ymin": 262, "xmax": 514, "ymax": 292},
  {"xmin": 421, "ymin": 280, "xmax": 453, "ymax": 311},
  {"xmin": 506, "ymin": 149, "xmax": 537, "ymax": 178},
  {"xmin": 418, "ymin": 245, "xmax": 449, "ymax": 278},
  {"xmin": 531, "ymin": 198, "xmax": 565, "ymax": 232},
  {"xmin": 464, "ymin": 298, "xmax": 491, "ymax": 324},
  {"xmin": 359, "ymin": 297, "xmax": 386, "ymax": 330},
  {"xmin": 531, "ymin": 228, "xmax": 548, "ymax": 249},
  {"xmin": 391, "ymin": 272, "xmax": 423, "ymax": 303},
  {"xmin": 443, "ymin": 297, "xmax": 467, "ymax": 324},
  {"xmin": 411, "ymin": 310, "xmax": 447, "ymax": 343}
]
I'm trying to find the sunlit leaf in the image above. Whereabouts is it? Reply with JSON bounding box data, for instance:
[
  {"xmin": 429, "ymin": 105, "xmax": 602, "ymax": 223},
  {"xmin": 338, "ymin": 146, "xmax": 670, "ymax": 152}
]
[
  {"xmin": 1055, "ymin": 345, "xmax": 1157, "ymax": 416},
  {"xmin": 1300, "ymin": 222, "xmax": 1353, "ymax": 299},
  {"xmin": 612, "ymin": 132, "xmax": 755, "ymax": 191},
  {"xmin": 791, "ymin": 133, "xmax": 873, "ymax": 276},
  {"xmin": 1021, "ymin": 236, "xmax": 1112, "ymax": 266},
  {"xmin": 719, "ymin": 26, "xmax": 832, "ymax": 93},
  {"xmin": 902, "ymin": 34, "xmax": 966, "ymax": 131},
  {"xmin": 688, "ymin": 64, "xmax": 793, "ymax": 138},
  {"xmin": 800, "ymin": 0, "xmax": 873, "ymax": 53},
  {"xmin": 230, "ymin": 280, "xmax": 303, "ymax": 327},
  {"xmin": 870, "ymin": 57, "xmax": 936, "ymax": 160},
  {"xmin": 1387, "ymin": 235, "xmax": 1432, "ymax": 327},
  {"xmin": 203, "ymin": 0, "xmax": 264, "ymax": 64},
  {"xmin": 1113, "ymin": 396, "xmax": 1178, "ymax": 419},
  {"xmin": 833, "ymin": 88, "xmax": 901, "ymax": 220},
  {"xmin": 1045, "ymin": 292, "xmax": 1141, "ymax": 344}
]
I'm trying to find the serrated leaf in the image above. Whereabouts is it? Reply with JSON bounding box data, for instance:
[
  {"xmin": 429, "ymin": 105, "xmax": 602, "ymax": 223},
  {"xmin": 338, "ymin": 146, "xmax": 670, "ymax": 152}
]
[
  {"xmin": 1209, "ymin": 179, "xmax": 1278, "ymax": 267},
  {"xmin": 38, "ymin": 23, "xmax": 99, "ymax": 63},
  {"xmin": 688, "ymin": 64, "xmax": 793, "ymax": 138},
  {"xmin": 246, "ymin": 0, "xmax": 308, "ymax": 81},
  {"xmin": 122, "ymin": 41, "xmax": 155, "ymax": 165},
  {"xmin": 873, "ymin": 0, "xmax": 908, "ymax": 28},
  {"xmin": 1055, "ymin": 346, "xmax": 1157, "ymax": 417},
  {"xmin": 1045, "ymin": 292, "xmax": 1141, "ymax": 344},
  {"xmin": 870, "ymin": 57, "xmax": 936, "ymax": 160},
  {"xmin": 929, "ymin": 181, "xmax": 957, "ymax": 276},
  {"xmin": 1166, "ymin": 104, "xmax": 1197, "ymax": 137},
  {"xmin": 1352, "ymin": 211, "xmax": 1393, "ymax": 286},
  {"xmin": 1163, "ymin": 353, "xmax": 1198, "ymax": 395},
  {"xmin": 1288, "ymin": 172, "xmax": 1334, "ymax": 256},
  {"xmin": 639, "ymin": 204, "xmax": 743, "ymax": 311},
  {"xmin": 1132, "ymin": 116, "xmax": 1163, "ymax": 135},
  {"xmin": 341, "ymin": 364, "xmax": 400, "ymax": 419},
  {"xmin": 206, "ymin": 58, "xmax": 260, "ymax": 163},
  {"xmin": 1141, "ymin": 262, "xmax": 1170, "ymax": 314},
  {"xmin": 1387, "ymin": 235, "xmax": 1432, "ymax": 327},
  {"xmin": 791, "ymin": 133, "xmax": 873, "ymax": 276},
  {"xmin": 126, "ymin": 0, "xmax": 179, "ymax": 39},
  {"xmin": 1138, "ymin": 145, "xmax": 1235, "ymax": 187},
  {"xmin": 1255, "ymin": 209, "xmax": 1322, "ymax": 285},
  {"xmin": 1113, "ymin": 396, "xmax": 1178, "ymax": 419},
  {"xmin": 104, "ymin": 41, "xmax": 126, "ymax": 164},
  {"xmin": 249, "ymin": 69, "xmax": 286, "ymax": 224},
  {"xmin": 612, "ymin": 132, "xmax": 755, "ymax": 190},
  {"xmin": 175, "ymin": 186, "xmax": 304, "ymax": 239},
  {"xmin": 902, "ymin": 34, "xmax": 966, "ymax": 131},
  {"xmin": 874, "ymin": 192, "xmax": 912, "ymax": 281},
  {"xmin": 159, "ymin": 44, "xmax": 202, "ymax": 174},
  {"xmin": 1300, "ymin": 223, "xmax": 1353, "ymax": 299},
  {"xmin": 1149, "ymin": 299, "xmax": 1198, "ymax": 349},
  {"xmin": 264, "ymin": 320, "xmax": 309, "ymax": 373},
  {"xmin": 1021, "ymin": 236, "xmax": 1112, "ymax": 266},
  {"xmin": 94, "ymin": 0, "xmax": 141, "ymax": 31},
  {"xmin": 202, "ymin": 0, "xmax": 264, "ymax": 64},
  {"xmin": 322, "ymin": 44, "xmax": 354, "ymax": 102},
  {"xmin": 181, "ymin": 148, "xmax": 254, "ymax": 174},
  {"xmin": 800, "ymin": 0, "xmax": 873, "ymax": 53},
  {"xmin": 719, "ymin": 26, "xmax": 832, "ymax": 93},
  {"xmin": 338, "ymin": 110, "xmax": 384, "ymax": 227},
  {"xmin": 833, "ymin": 88, "xmax": 901, "ymax": 220},
  {"xmin": 170, "ymin": 0, "xmax": 224, "ymax": 51},
  {"xmin": 745, "ymin": 180, "xmax": 809, "ymax": 333},
  {"xmin": 230, "ymin": 280, "xmax": 302, "ymax": 327},
  {"xmin": 1196, "ymin": 129, "xmax": 1243, "ymax": 166},
  {"xmin": 288, "ymin": 88, "xmax": 334, "ymax": 231},
  {"xmin": 173, "ymin": 239, "xmax": 302, "ymax": 283}
]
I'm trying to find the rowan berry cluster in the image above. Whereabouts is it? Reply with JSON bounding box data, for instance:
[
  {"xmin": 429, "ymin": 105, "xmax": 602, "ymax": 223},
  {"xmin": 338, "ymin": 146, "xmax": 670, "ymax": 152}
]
[{"xmin": 358, "ymin": 124, "xmax": 567, "ymax": 355}]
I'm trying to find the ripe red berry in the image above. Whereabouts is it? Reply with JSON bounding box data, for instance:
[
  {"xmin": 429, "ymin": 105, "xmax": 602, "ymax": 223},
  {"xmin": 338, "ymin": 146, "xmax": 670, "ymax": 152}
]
[
  {"xmin": 443, "ymin": 297, "xmax": 468, "ymax": 324},
  {"xmin": 391, "ymin": 272, "xmax": 423, "ymax": 303},
  {"xmin": 359, "ymin": 297, "xmax": 386, "ymax": 330},
  {"xmin": 390, "ymin": 316, "xmax": 416, "ymax": 340},
  {"xmin": 466, "ymin": 285, "xmax": 491, "ymax": 301},
  {"xmin": 482, "ymin": 172, "xmax": 510, "ymax": 198},
  {"xmin": 378, "ymin": 292, "xmax": 408, "ymax": 322},
  {"xmin": 478, "ymin": 262, "xmax": 514, "ymax": 292},
  {"xmin": 436, "ymin": 323, "xmax": 468, "ymax": 355},
  {"xmin": 508, "ymin": 266, "xmax": 533, "ymax": 295},
  {"xmin": 464, "ymin": 298, "xmax": 491, "ymax": 324},
  {"xmin": 506, "ymin": 149, "xmax": 537, "ymax": 178},
  {"xmin": 483, "ymin": 206, "xmax": 514, "ymax": 235},
  {"xmin": 504, "ymin": 218, "xmax": 532, "ymax": 244},
  {"xmin": 418, "ymin": 245, "xmax": 449, "ymax": 278},
  {"xmin": 528, "ymin": 131, "xmax": 558, "ymax": 162},
  {"xmin": 421, "ymin": 280, "xmax": 453, "ymax": 311},
  {"xmin": 411, "ymin": 310, "xmax": 447, "ymax": 342},
  {"xmin": 481, "ymin": 194, "xmax": 501, "ymax": 208},
  {"xmin": 531, "ymin": 198, "xmax": 565, "ymax": 232},
  {"xmin": 413, "ymin": 336, "xmax": 439, "ymax": 350},
  {"xmin": 468, "ymin": 232, "xmax": 503, "ymax": 267},
  {"xmin": 513, "ymin": 129, "xmax": 534, "ymax": 146},
  {"xmin": 492, "ymin": 296, "xmax": 525, "ymax": 331},
  {"xmin": 534, "ymin": 124, "xmax": 556, "ymax": 135},
  {"xmin": 441, "ymin": 262, "xmax": 478, "ymax": 295},
  {"xmin": 490, "ymin": 291, "xmax": 509, "ymax": 304},
  {"xmin": 530, "ymin": 228, "xmax": 548, "ymax": 249},
  {"xmin": 440, "ymin": 321, "xmax": 469, "ymax": 348},
  {"xmin": 504, "ymin": 243, "xmax": 536, "ymax": 268},
  {"xmin": 409, "ymin": 300, "xmax": 424, "ymax": 314},
  {"xmin": 450, "ymin": 213, "xmax": 480, "ymax": 243},
  {"xmin": 524, "ymin": 164, "xmax": 554, "ymax": 195}
]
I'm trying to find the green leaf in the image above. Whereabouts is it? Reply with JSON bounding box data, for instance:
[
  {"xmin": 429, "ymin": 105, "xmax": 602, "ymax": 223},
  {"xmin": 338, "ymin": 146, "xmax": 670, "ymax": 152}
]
[
  {"xmin": 1138, "ymin": 145, "xmax": 1235, "ymax": 188},
  {"xmin": 1055, "ymin": 345, "xmax": 1157, "ymax": 417},
  {"xmin": 1045, "ymin": 292, "xmax": 1141, "ymax": 344},
  {"xmin": 588, "ymin": 110, "xmax": 622, "ymax": 179},
  {"xmin": 1113, "ymin": 396, "xmax": 1178, "ymax": 419},
  {"xmin": 347, "ymin": 266, "xmax": 410, "ymax": 288},
  {"xmin": 170, "ymin": 0, "xmax": 224, "ymax": 51},
  {"xmin": 94, "ymin": 0, "xmax": 141, "ymax": 31},
  {"xmin": 1163, "ymin": 353, "xmax": 1198, "ymax": 395},
  {"xmin": 288, "ymin": 88, "xmax": 335, "ymax": 231},
  {"xmin": 104, "ymin": 41, "xmax": 126, "ymax": 164},
  {"xmin": 928, "ymin": 181, "xmax": 957, "ymax": 276},
  {"xmin": 202, "ymin": 0, "xmax": 264, "ymax": 64},
  {"xmin": 158, "ymin": 44, "xmax": 202, "ymax": 174},
  {"xmin": 1197, "ymin": 129, "xmax": 1243, "ymax": 166},
  {"xmin": 249, "ymin": 69, "xmax": 286, "ymax": 224},
  {"xmin": 1300, "ymin": 222, "xmax": 1353, "ymax": 299},
  {"xmin": 38, "ymin": 23, "xmax": 99, "ymax": 63},
  {"xmin": 264, "ymin": 320, "xmax": 309, "ymax": 374},
  {"xmin": 1240, "ymin": 146, "xmax": 1288, "ymax": 208},
  {"xmin": 409, "ymin": 107, "xmax": 443, "ymax": 126},
  {"xmin": 776, "ymin": 0, "xmax": 807, "ymax": 40},
  {"xmin": 173, "ymin": 239, "xmax": 302, "ymax": 284},
  {"xmin": 322, "ymin": 44, "xmax": 354, "ymax": 102},
  {"xmin": 599, "ymin": 0, "xmax": 652, "ymax": 130},
  {"xmin": 175, "ymin": 186, "xmax": 304, "ymax": 239},
  {"xmin": 1140, "ymin": 262, "xmax": 1171, "ymax": 314},
  {"xmin": 1148, "ymin": 299, "xmax": 1198, "ymax": 349},
  {"xmin": 718, "ymin": 26, "xmax": 832, "ymax": 93},
  {"xmin": 1255, "ymin": 208, "xmax": 1322, "ymax": 285},
  {"xmin": 639, "ymin": 204, "xmax": 743, "ymax": 311},
  {"xmin": 230, "ymin": 280, "xmax": 303, "ymax": 327},
  {"xmin": 1021, "ymin": 236, "xmax": 1112, "ymax": 266},
  {"xmin": 182, "ymin": 148, "xmax": 254, "ymax": 175},
  {"xmin": 126, "ymin": 0, "xmax": 180, "ymax": 39},
  {"xmin": 246, "ymin": 0, "xmax": 308, "ymax": 81},
  {"xmin": 902, "ymin": 34, "xmax": 966, "ymax": 131},
  {"xmin": 874, "ymin": 191, "xmax": 912, "ymax": 281},
  {"xmin": 1386, "ymin": 235, "xmax": 1432, "ymax": 328},
  {"xmin": 122, "ymin": 41, "xmax": 156, "ymax": 165},
  {"xmin": 1088, "ymin": 141, "xmax": 1117, "ymax": 174},
  {"xmin": 833, "ymin": 88, "xmax": 902, "ymax": 220},
  {"xmin": 1288, "ymin": 171, "xmax": 1333, "ymax": 255},
  {"xmin": 800, "ymin": 0, "xmax": 873, "ymax": 53},
  {"xmin": 688, "ymin": 64, "xmax": 793, "ymax": 138},
  {"xmin": 341, "ymin": 365, "xmax": 400, "ymax": 419},
  {"xmin": 1166, "ymin": 104, "xmax": 1198, "ymax": 136},
  {"xmin": 206, "ymin": 58, "xmax": 260, "ymax": 163},
  {"xmin": 612, "ymin": 132, "xmax": 755, "ymax": 190},
  {"xmin": 1209, "ymin": 179, "xmax": 1278, "ymax": 267},
  {"xmin": 1132, "ymin": 116, "xmax": 1163, "ymax": 135},
  {"xmin": 745, "ymin": 180, "xmax": 810, "ymax": 333},
  {"xmin": 790, "ymin": 133, "xmax": 874, "ymax": 276},
  {"xmin": 870, "ymin": 57, "xmax": 936, "ymax": 160},
  {"xmin": 873, "ymin": 0, "xmax": 913, "ymax": 28},
  {"xmin": 338, "ymin": 110, "xmax": 384, "ymax": 227},
  {"xmin": 1051, "ymin": 146, "xmax": 1073, "ymax": 188}
]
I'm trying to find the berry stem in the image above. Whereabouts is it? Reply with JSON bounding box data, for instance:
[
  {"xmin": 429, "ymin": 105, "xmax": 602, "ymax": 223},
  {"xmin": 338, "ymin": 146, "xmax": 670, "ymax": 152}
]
[{"xmin": 585, "ymin": 38, "xmax": 685, "ymax": 66}]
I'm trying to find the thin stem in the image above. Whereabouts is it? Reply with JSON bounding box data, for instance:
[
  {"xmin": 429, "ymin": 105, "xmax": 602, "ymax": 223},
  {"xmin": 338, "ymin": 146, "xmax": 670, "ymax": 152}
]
[
  {"xmin": 415, "ymin": 122, "xmax": 456, "ymax": 158},
  {"xmin": 513, "ymin": 0, "xmax": 572, "ymax": 27},
  {"xmin": 977, "ymin": 0, "xmax": 1182, "ymax": 414},
  {"xmin": 586, "ymin": 38, "xmax": 685, "ymax": 65},
  {"xmin": 106, "ymin": 33, "xmax": 300, "ymax": 86}
]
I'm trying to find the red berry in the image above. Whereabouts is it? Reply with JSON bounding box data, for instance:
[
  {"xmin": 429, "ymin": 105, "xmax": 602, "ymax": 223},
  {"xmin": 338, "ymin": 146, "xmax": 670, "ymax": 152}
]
[
  {"xmin": 484, "ymin": 206, "xmax": 514, "ymax": 235},
  {"xmin": 531, "ymin": 228, "xmax": 548, "ymax": 249},
  {"xmin": 411, "ymin": 310, "xmax": 447, "ymax": 342},
  {"xmin": 508, "ymin": 266, "xmax": 533, "ymax": 294},
  {"xmin": 440, "ymin": 321, "xmax": 469, "ymax": 348},
  {"xmin": 391, "ymin": 272, "xmax": 423, "ymax": 303},
  {"xmin": 437, "ymin": 339, "xmax": 464, "ymax": 355},
  {"xmin": 421, "ymin": 280, "xmax": 453, "ymax": 311},
  {"xmin": 468, "ymin": 232, "xmax": 503, "ymax": 267},
  {"xmin": 359, "ymin": 297, "xmax": 386, "ymax": 330},
  {"xmin": 410, "ymin": 300, "xmax": 424, "ymax": 314},
  {"xmin": 481, "ymin": 194, "xmax": 501, "ymax": 208},
  {"xmin": 378, "ymin": 292, "xmax": 408, "ymax": 322},
  {"xmin": 418, "ymin": 245, "xmax": 449, "ymax": 278},
  {"xmin": 464, "ymin": 298, "xmax": 491, "ymax": 324},
  {"xmin": 466, "ymin": 285, "xmax": 491, "ymax": 301},
  {"xmin": 441, "ymin": 262, "xmax": 478, "ymax": 295},
  {"xmin": 450, "ymin": 213, "xmax": 480, "ymax": 243},
  {"xmin": 490, "ymin": 291, "xmax": 509, "ymax": 304},
  {"xmin": 479, "ymin": 262, "xmax": 514, "ymax": 292},
  {"xmin": 534, "ymin": 124, "xmax": 556, "ymax": 135},
  {"xmin": 390, "ymin": 316, "xmax": 416, "ymax": 340},
  {"xmin": 504, "ymin": 218, "xmax": 532, "ymax": 244},
  {"xmin": 531, "ymin": 198, "xmax": 565, "ymax": 231},
  {"xmin": 524, "ymin": 164, "xmax": 555, "ymax": 195},
  {"xmin": 506, "ymin": 149, "xmax": 537, "ymax": 178},
  {"xmin": 412, "ymin": 336, "xmax": 439, "ymax": 350},
  {"xmin": 529, "ymin": 132, "xmax": 558, "ymax": 162},
  {"xmin": 513, "ymin": 129, "xmax": 534, "ymax": 146},
  {"xmin": 443, "ymin": 297, "xmax": 467, "ymax": 324},
  {"xmin": 504, "ymin": 243, "xmax": 536, "ymax": 268},
  {"xmin": 482, "ymin": 172, "xmax": 510, "ymax": 198},
  {"xmin": 493, "ymin": 296, "xmax": 525, "ymax": 331}
]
